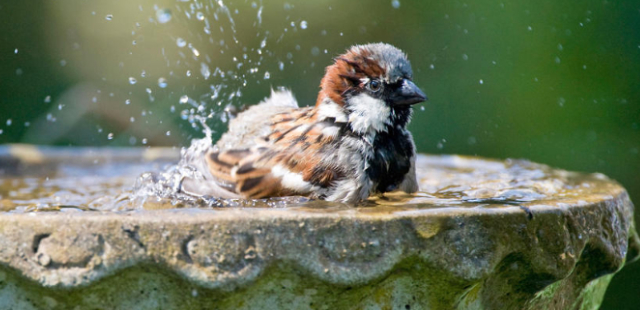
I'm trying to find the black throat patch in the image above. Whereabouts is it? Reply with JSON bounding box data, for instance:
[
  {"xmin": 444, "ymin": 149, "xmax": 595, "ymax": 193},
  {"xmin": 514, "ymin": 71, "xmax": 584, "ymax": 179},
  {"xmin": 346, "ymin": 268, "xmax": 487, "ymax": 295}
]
[{"xmin": 365, "ymin": 124, "xmax": 414, "ymax": 193}]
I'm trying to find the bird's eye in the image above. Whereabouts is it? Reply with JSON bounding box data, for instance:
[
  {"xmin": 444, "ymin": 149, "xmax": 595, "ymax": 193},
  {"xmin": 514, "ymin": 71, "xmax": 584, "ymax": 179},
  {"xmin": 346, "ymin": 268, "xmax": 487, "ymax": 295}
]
[{"xmin": 368, "ymin": 80, "xmax": 382, "ymax": 92}]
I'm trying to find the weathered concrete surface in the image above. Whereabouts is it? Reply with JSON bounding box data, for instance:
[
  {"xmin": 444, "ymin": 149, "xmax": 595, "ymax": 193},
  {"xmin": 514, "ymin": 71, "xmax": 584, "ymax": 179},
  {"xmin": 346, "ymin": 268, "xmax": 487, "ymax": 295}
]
[
  {"xmin": 0, "ymin": 197, "xmax": 636, "ymax": 309},
  {"xmin": 0, "ymin": 146, "xmax": 637, "ymax": 310}
]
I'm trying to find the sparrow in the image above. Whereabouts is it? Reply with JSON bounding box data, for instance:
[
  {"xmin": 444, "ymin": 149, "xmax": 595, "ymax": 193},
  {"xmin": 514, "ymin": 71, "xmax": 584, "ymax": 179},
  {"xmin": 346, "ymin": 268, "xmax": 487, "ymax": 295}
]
[{"xmin": 180, "ymin": 43, "xmax": 427, "ymax": 204}]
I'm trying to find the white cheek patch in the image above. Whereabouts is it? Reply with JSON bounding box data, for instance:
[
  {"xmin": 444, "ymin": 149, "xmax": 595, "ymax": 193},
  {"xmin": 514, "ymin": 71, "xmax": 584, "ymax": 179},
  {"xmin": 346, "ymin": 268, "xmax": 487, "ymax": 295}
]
[
  {"xmin": 346, "ymin": 93, "xmax": 391, "ymax": 134},
  {"xmin": 317, "ymin": 101, "xmax": 348, "ymax": 123}
]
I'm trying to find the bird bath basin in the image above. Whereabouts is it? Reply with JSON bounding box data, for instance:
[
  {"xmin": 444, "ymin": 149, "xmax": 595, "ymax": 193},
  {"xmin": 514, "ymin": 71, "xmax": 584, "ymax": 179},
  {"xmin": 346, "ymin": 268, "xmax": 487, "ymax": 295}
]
[{"xmin": 0, "ymin": 144, "xmax": 636, "ymax": 310}]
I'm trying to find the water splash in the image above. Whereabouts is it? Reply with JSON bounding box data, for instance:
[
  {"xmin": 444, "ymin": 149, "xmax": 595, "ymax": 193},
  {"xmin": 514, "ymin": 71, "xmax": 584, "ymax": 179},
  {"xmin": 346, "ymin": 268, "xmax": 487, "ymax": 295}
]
[{"xmin": 0, "ymin": 148, "xmax": 616, "ymax": 213}]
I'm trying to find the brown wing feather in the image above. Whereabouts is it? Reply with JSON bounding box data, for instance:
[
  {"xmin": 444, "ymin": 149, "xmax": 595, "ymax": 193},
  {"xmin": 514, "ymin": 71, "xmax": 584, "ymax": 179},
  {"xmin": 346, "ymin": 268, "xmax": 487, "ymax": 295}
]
[
  {"xmin": 206, "ymin": 147, "xmax": 286, "ymax": 198},
  {"xmin": 205, "ymin": 107, "xmax": 344, "ymax": 199}
]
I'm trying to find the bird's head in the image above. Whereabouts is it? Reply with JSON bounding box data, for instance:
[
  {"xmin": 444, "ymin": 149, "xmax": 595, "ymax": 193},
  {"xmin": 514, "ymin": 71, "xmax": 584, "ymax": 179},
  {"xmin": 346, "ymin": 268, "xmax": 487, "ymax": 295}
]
[{"xmin": 316, "ymin": 43, "xmax": 427, "ymax": 133}]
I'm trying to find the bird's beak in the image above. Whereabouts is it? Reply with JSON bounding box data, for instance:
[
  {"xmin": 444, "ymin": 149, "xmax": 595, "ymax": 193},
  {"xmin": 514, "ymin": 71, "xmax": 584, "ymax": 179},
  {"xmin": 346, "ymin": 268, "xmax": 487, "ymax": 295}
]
[{"xmin": 390, "ymin": 79, "xmax": 427, "ymax": 106}]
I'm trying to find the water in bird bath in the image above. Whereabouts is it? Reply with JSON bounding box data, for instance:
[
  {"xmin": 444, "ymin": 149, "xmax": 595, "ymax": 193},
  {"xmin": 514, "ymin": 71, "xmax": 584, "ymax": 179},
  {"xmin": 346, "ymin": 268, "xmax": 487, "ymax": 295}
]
[{"xmin": 0, "ymin": 142, "xmax": 618, "ymax": 214}]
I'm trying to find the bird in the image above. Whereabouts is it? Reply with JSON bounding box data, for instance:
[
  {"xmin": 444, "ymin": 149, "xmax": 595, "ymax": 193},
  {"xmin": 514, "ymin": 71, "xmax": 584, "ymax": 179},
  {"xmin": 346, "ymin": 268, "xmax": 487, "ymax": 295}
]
[{"xmin": 180, "ymin": 43, "xmax": 427, "ymax": 204}]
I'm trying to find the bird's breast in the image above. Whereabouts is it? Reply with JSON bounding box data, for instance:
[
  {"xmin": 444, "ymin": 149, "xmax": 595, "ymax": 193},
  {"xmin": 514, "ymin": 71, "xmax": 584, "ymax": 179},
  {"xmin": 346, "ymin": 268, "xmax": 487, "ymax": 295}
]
[{"xmin": 364, "ymin": 127, "xmax": 415, "ymax": 193}]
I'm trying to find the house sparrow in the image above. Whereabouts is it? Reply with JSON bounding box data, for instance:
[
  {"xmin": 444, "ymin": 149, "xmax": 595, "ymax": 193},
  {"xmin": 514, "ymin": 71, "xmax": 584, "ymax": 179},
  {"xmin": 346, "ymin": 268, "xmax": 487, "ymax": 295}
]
[{"xmin": 180, "ymin": 43, "xmax": 427, "ymax": 204}]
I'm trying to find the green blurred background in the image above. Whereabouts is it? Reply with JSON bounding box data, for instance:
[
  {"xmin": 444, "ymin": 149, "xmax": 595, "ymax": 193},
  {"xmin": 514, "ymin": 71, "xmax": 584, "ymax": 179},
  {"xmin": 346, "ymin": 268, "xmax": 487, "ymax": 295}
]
[{"xmin": 0, "ymin": 0, "xmax": 638, "ymax": 307}]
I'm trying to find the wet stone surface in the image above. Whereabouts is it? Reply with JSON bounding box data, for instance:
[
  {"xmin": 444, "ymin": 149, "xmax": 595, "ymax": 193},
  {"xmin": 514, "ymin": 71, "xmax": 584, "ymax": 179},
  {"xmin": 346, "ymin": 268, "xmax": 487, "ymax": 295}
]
[{"xmin": 0, "ymin": 145, "xmax": 637, "ymax": 310}]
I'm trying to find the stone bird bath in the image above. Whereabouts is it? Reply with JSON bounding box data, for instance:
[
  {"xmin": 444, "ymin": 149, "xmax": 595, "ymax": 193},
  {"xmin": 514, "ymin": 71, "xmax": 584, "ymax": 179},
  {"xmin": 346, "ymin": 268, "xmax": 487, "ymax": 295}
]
[{"xmin": 0, "ymin": 145, "xmax": 637, "ymax": 310}]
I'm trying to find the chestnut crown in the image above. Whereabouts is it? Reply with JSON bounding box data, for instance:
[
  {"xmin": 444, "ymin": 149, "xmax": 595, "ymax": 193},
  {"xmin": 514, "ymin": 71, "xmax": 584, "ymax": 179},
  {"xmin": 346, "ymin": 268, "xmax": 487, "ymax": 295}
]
[{"xmin": 316, "ymin": 43, "xmax": 426, "ymax": 107}]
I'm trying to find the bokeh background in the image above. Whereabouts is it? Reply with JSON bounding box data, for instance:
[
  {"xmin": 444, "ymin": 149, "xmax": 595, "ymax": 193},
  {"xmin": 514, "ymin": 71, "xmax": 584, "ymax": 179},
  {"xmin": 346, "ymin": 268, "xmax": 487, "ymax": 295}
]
[{"xmin": 0, "ymin": 0, "xmax": 638, "ymax": 307}]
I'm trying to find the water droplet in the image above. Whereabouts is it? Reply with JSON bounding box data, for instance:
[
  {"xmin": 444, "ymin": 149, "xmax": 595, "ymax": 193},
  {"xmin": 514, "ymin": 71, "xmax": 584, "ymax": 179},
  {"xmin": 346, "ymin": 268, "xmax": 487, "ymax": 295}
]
[
  {"xmin": 0, "ymin": 129, "xmax": 3, "ymax": 135},
  {"xmin": 176, "ymin": 38, "xmax": 187, "ymax": 48},
  {"xmin": 58, "ymin": 104, "xmax": 63, "ymax": 110},
  {"xmin": 158, "ymin": 77, "xmax": 168, "ymax": 88},
  {"xmin": 129, "ymin": 77, "xmax": 137, "ymax": 85},
  {"xmin": 527, "ymin": 26, "xmax": 533, "ymax": 31},
  {"xmin": 186, "ymin": 70, "xmax": 192, "ymax": 77},
  {"xmin": 166, "ymin": 131, "xmax": 171, "ymax": 136},
  {"xmin": 130, "ymin": 117, "xmax": 135, "ymax": 123},
  {"xmin": 278, "ymin": 61, "xmax": 284, "ymax": 71},
  {"xmin": 260, "ymin": 38, "xmax": 267, "ymax": 49},
  {"xmin": 6, "ymin": 119, "xmax": 12, "ymax": 126},
  {"xmin": 180, "ymin": 95, "xmax": 189, "ymax": 104},
  {"xmin": 420, "ymin": 106, "xmax": 425, "ymax": 111},
  {"xmin": 107, "ymin": 133, "xmax": 114, "ymax": 140},
  {"xmin": 105, "ymin": 14, "xmax": 113, "ymax": 21},
  {"xmin": 201, "ymin": 63, "xmax": 211, "ymax": 79},
  {"xmin": 429, "ymin": 64, "xmax": 435, "ymax": 69},
  {"xmin": 300, "ymin": 21, "xmax": 308, "ymax": 29},
  {"xmin": 264, "ymin": 72, "xmax": 270, "ymax": 79},
  {"xmin": 557, "ymin": 43, "xmax": 563, "ymax": 51},
  {"xmin": 557, "ymin": 97, "xmax": 566, "ymax": 107},
  {"xmin": 146, "ymin": 88, "xmax": 152, "ymax": 94},
  {"xmin": 391, "ymin": 0, "xmax": 401, "ymax": 9},
  {"xmin": 462, "ymin": 54, "xmax": 469, "ymax": 61},
  {"xmin": 125, "ymin": 99, "xmax": 131, "ymax": 105},
  {"xmin": 311, "ymin": 47, "xmax": 320, "ymax": 56},
  {"xmin": 479, "ymin": 79, "xmax": 484, "ymax": 84},
  {"xmin": 142, "ymin": 138, "xmax": 148, "ymax": 145},
  {"xmin": 60, "ymin": 60, "xmax": 67, "ymax": 66},
  {"xmin": 16, "ymin": 68, "xmax": 23, "ymax": 76},
  {"xmin": 196, "ymin": 12, "xmax": 204, "ymax": 21},
  {"xmin": 192, "ymin": 48, "xmax": 200, "ymax": 57},
  {"xmin": 156, "ymin": 8, "xmax": 172, "ymax": 24},
  {"xmin": 14, "ymin": 48, "xmax": 18, "ymax": 54},
  {"xmin": 467, "ymin": 136, "xmax": 477, "ymax": 145},
  {"xmin": 24, "ymin": 122, "xmax": 30, "ymax": 127},
  {"xmin": 44, "ymin": 96, "xmax": 51, "ymax": 103},
  {"xmin": 555, "ymin": 56, "xmax": 561, "ymax": 64}
]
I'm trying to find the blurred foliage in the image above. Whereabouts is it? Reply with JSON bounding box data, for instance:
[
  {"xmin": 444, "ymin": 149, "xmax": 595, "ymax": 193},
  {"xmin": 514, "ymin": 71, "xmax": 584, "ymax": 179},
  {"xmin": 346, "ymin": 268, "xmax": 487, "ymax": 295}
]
[{"xmin": 0, "ymin": 0, "xmax": 639, "ymax": 308}]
